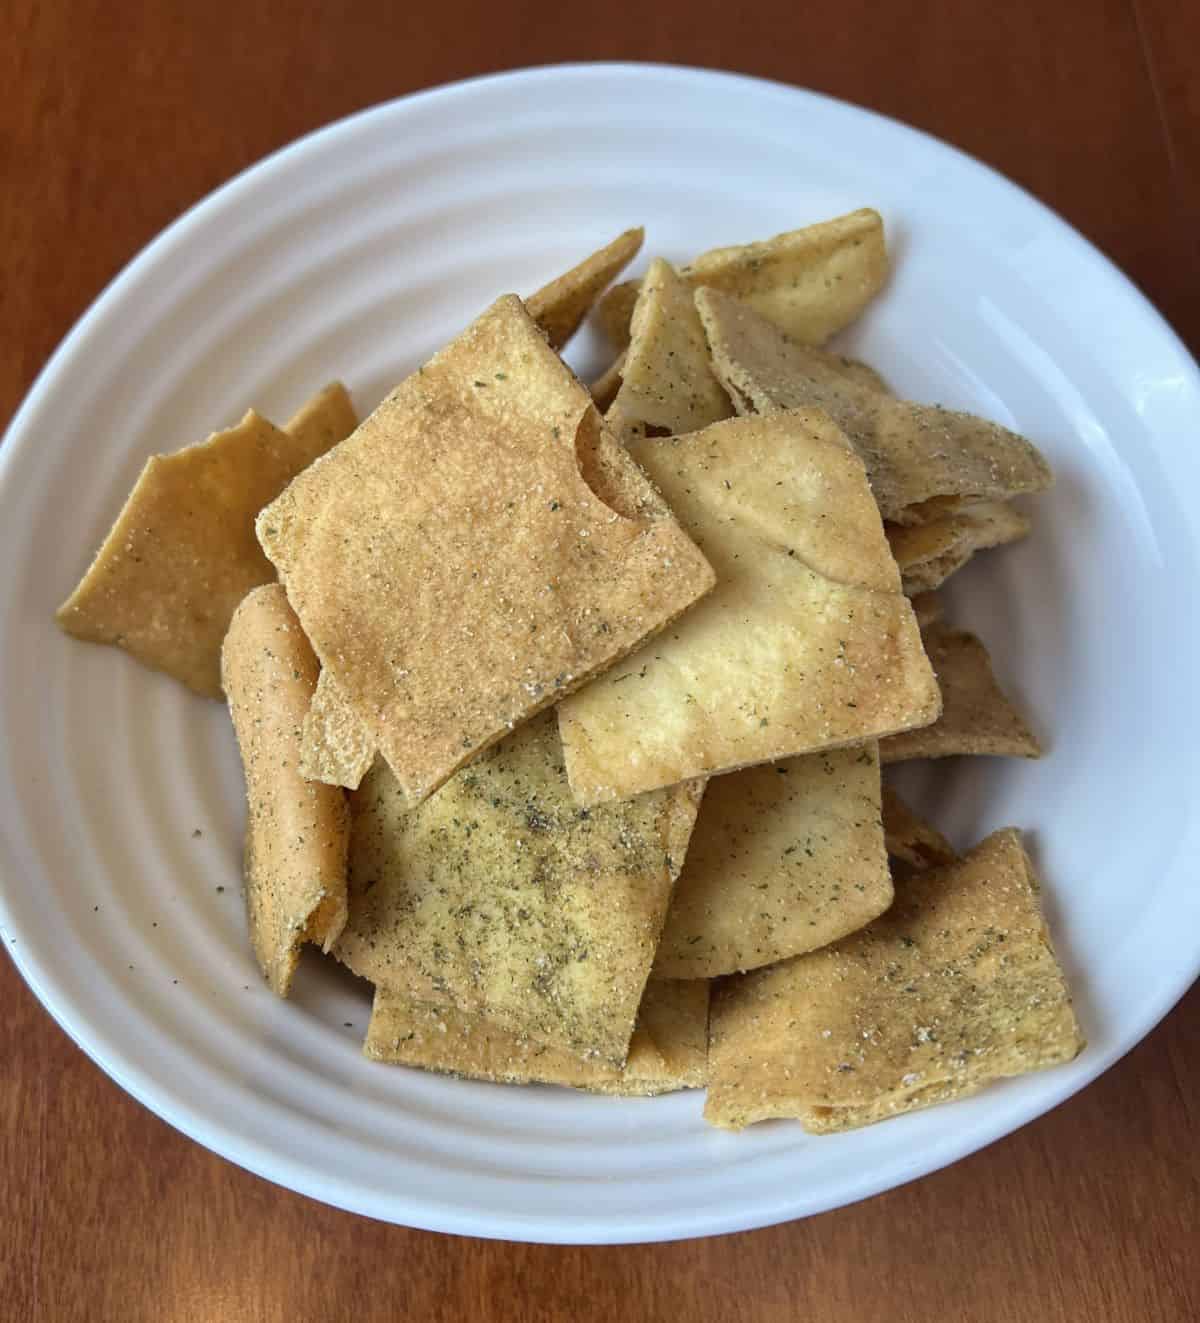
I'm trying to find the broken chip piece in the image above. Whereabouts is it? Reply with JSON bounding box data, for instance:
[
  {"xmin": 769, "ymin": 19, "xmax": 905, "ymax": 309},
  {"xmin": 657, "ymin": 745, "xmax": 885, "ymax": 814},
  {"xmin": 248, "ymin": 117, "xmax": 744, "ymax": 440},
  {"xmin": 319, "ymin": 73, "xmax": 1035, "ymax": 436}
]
[
  {"xmin": 258, "ymin": 295, "xmax": 715, "ymax": 804},
  {"xmin": 887, "ymin": 501, "xmax": 1031, "ymax": 594},
  {"xmin": 881, "ymin": 785, "xmax": 958, "ymax": 872},
  {"xmin": 526, "ymin": 227, "xmax": 644, "ymax": 350},
  {"xmin": 221, "ymin": 584, "xmax": 350, "ymax": 997},
  {"xmin": 705, "ymin": 828, "xmax": 1084, "ymax": 1131},
  {"xmin": 557, "ymin": 410, "xmax": 941, "ymax": 805},
  {"xmin": 654, "ymin": 744, "xmax": 891, "ymax": 979},
  {"xmin": 365, "ymin": 978, "xmax": 709, "ymax": 1095},
  {"xmin": 333, "ymin": 712, "xmax": 702, "ymax": 1065}
]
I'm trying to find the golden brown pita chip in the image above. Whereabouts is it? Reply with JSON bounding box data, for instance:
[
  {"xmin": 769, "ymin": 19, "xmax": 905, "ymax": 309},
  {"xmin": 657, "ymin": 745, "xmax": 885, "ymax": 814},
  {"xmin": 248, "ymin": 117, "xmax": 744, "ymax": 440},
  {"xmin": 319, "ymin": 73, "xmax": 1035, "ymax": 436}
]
[
  {"xmin": 589, "ymin": 352, "xmax": 626, "ymax": 412},
  {"xmin": 607, "ymin": 259, "xmax": 732, "ymax": 440},
  {"xmin": 258, "ymin": 295, "xmax": 715, "ymax": 804},
  {"xmin": 909, "ymin": 592, "xmax": 943, "ymax": 629},
  {"xmin": 696, "ymin": 287, "xmax": 1053, "ymax": 524},
  {"xmin": 557, "ymin": 411, "xmax": 941, "ymax": 805},
  {"xmin": 334, "ymin": 712, "xmax": 702, "ymax": 1065},
  {"xmin": 887, "ymin": 502, "xmax": 1031, "ymax": 594},
  {"xmin": 596, "ymin": 279, "xmax": 641, "ymax": 350},
  {"xmin": 364, "ymin": 978, "xmax": 708, "ymax": 1095},
  {"xmin": 526, "ymin": 228, "xmax": 644, "ymax": 350},
  {"xmin": 57, "ymin": 385, "xmax": 356, "ymax": 698},
  {"xmin": 598, "ymin": 211, "xmax": 889, "ymax": 350},
  {"xmin": 880, "ymin": 624, "xmax": 1041, "ymax": 763},
  {"xmin": 705, "ymin": 828, "xmax": 1084, "ymax": 1131},
  {"xmin": 57, "ymin": 398, "xmax": 356, "ymax": 699},
  {"xmin": 881, "ymin": 786, "xmax": 957, "ymax": 871},
  {"xmin": 221, "ymin": 584, "xmax": 350, "ymax": 997},
  {"xmin": 299, "ymin": 669, "xmax": 376, "ymax": 790},
  {"xmin": 654, "ymin": 745, "xmax": 891, "ymax": 979}
]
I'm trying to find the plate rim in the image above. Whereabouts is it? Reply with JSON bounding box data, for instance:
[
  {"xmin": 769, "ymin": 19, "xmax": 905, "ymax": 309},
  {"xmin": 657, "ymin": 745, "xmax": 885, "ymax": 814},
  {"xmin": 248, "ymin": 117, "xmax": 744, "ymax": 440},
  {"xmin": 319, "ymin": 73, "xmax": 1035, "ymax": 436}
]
[{"xmin": 2, "ymin": 60, "xmax": 1199, "ymax": 1244}]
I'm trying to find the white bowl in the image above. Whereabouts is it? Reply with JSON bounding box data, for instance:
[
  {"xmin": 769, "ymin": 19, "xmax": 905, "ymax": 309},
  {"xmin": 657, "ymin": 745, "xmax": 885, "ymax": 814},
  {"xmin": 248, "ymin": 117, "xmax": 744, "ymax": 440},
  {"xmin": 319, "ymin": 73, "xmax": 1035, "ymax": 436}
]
[{"xmin": 2, "ymin": 64, "xmax": 1198, "ymax": 1244}]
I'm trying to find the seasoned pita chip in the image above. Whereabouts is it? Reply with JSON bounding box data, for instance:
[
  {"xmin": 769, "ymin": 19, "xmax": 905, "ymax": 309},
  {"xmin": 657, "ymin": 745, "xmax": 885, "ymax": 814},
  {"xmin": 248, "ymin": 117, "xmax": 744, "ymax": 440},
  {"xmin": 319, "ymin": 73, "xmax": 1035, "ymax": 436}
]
[
  {"xmin": 590, "ymin": 352, "xmax": 626, "ymax": 412},
  {"xmin": 258, "ymin": 295, "xmax": 715, "ymax": 804},
  {"xmin": 705, "ymin": 828, "xmax": 1084, "ymax": 1131},
  {"xmin": 607, "ymin": 259, "xmax": 732, "ymax": 441},
  {"xmin": 526, "ymin": 227, "xmax": 644, "ymax": 350},
  {"xmin": 334, "ymin": 712, "xmax": 702, "ymax": 1064},
  {"xmin": 881, "ymin": 624, "xmax": 1040, "ymax": 763},
  {"xmin": 881, "ymin": 786, "xmax": 957, "ymax": 871},
  {"xmin": 909, "ymin": 592, "xmax": 943, "ymax": 629},
  {"xmin": 696, "ymin": 287, "xmax": 1053, "ymax": 524},
  {"xmin": 654, "ymin": 745, "xmax": 891, "ymax": 979},
  {"xmin": 887, "ymin": 502, "xmax": 1031, "ymax": 594},
  {"xmin": 598, "ymin": 210, "xmax": 889, "ymax": 349},
  {"xmin": 221, "ymin": 585, "xmax": 350, "ymax": 997},
  {"xmin": 300, "ymin": 669, "xmax": 376, "ymax": 790},
  {"xmin": 57, "ymin": 396, "xmax": 356, "ymax": 698},
  {"xmin": 364, "ymin": 978, "xmax": 708, "ymax": 1095},
  {"xmin": 557, "ymin": 411, "xmax": 941, "ymax": 805}
]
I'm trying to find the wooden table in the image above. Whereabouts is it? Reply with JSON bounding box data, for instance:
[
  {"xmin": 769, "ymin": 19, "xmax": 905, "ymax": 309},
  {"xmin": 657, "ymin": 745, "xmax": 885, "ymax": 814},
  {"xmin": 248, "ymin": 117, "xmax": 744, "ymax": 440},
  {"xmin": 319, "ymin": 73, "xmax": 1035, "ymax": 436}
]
[{"xmin": 3, "ymin": 3, "xmax": 1197, "ymax": 1319}]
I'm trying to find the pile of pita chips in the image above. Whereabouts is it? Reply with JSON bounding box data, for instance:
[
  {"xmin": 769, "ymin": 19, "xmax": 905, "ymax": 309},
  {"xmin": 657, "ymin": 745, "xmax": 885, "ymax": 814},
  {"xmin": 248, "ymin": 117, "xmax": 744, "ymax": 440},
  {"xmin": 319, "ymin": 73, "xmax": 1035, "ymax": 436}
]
[
  {"xmin": 557, "ymin": 410, "xmax": 941, "ymax": 804},
  {"xmin": 257, "ymin": 295, "xmax": 714, "ymax": 805},
  {"xmin": 706, "ymin": 829, "xmax": 1083, "ymax": 1132},
  {"xmin": 56, "ymin": 209, "xmax": 1080, "ymax": 1128},
  {"xmin": 57, "ymin": 383, "xmax": 357, "ymax": 696}
]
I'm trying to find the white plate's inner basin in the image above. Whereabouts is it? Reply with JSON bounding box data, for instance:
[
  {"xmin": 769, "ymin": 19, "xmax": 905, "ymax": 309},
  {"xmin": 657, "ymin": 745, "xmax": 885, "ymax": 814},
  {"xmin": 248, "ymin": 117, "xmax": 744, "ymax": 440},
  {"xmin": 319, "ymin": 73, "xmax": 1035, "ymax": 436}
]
[{"xmin": 1, "ymin": 66, "xmax": 1198, "ymax": 1243}]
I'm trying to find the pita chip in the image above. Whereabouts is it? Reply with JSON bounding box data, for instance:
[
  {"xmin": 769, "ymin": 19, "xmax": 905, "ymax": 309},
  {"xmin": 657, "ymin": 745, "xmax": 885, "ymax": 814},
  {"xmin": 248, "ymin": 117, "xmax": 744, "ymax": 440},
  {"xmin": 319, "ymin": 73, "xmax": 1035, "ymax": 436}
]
[
  {"xmin": 606, "ymin": 258, "xmax": 732, "ymax": 441},
  {"xmin": 909, "ymin": 592, "xmax": 943, "ymax": 629},
  {"xmin": 696, "ymin": 287, "xmax": 1053, "ymax": 524},
  {"xmin": 596, "ymin": 278, "xmax": 641, "ymax": 350},
  {"xmin": 590, "ymin": 352, "xmax": 626, "ymax": 412},
  {"xmin": 654, "ymin": 744, "xmax": 892, "ymax": 980},
  {"xmin": 258, "ymin": 295, "xmax": 714, "ymax": 804},
  {"xmin": 334, "ymin": 712, "xmax": 703, "ymax": 1065},
  {"xmin": 299, "ymin": 669, "xmax": 376, "ymax": 790},
  {"xmin": 526, "ymin": 227, "xmax": 644, "ymax": 350},
  {"xmin": 57, "ymin": 389, "xmax": 357, "ymax": 698},
  {"xmin": 557, "ymin": 411, "xmax": 941, "ymax": 805},
  {"xmin": 881, "ymin": 624, "xmax": 1041, "ymax": 763},
  {"xmin": 705, "ymin": 828, "xmax": 1084, "ymax": 1131},
  {"xmin": 221, "ymin": 584, "xmax": 350, "ymax": 997},
  {"xmin": 364, "ymin": 978, "xmax": 709, "ymax": 1095},
  {"xmin": 887, "ymin": 502, "xmax": 1031, "ymax": 594},
  {"xmin": 881, "ymin": 786, "xmax": 957, "ymax": 872}
]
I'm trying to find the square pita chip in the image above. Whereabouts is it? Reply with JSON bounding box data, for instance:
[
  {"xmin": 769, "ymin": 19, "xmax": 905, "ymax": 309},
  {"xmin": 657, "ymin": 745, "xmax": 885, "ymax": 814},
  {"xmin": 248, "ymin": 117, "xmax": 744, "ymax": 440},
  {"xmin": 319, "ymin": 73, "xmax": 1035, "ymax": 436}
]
[
  {"xmin": 526, "ymin": 227, "xmax": 643, "ymax": 350},
  {"xmin": 696, "ymin": 286, "xmax": 1053, "ymax": 524},
  {"xmin": 596, "ymin": 209, "xmax": 888, "ymax": 350},
  {"xmin": 364, "ymin": 978, "xmax": 709, "ymax": 1096},
  {"xmin": 258, "ymin": 295, "xmax": 715, "ymax": 804},
  {"xmin": 705, "ymin": 828, "xmax": 1084, "ymax": 1131},
  {"xmin": 57, "ymin": 385, "xmax": 357, "ymax": 698},
  {"xmin": 880, "ymin": 623, "xmax": 1041, "ymax": 763},
  {"xmin": 333, "ymin": 712, "xmax": 703, "ymax": 1065},
  {"xmin": 886, "ymin": 501, "xmax": 1030, "ymax": 594},
  {"xmin": 557, "ymin": 411, "xmax": 941, "ymax": 805},
  {"xmin": 606, "ymin": 258, "xmax": 732, "ymax": 441},
  {"xmin": 221, "ymin": 584, "xmax": 350, "ymax": 997},
  {"xmin": 654, "ymin": 744, "xmax": 891, "ymax": 979}
]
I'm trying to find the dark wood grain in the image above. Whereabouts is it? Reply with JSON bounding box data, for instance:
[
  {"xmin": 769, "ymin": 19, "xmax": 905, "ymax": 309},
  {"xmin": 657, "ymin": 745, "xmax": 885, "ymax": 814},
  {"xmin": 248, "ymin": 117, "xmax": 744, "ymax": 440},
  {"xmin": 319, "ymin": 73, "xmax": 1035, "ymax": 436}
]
[{"xmin": 2, "ymin": 2, "xmax": 1198, "ymax": 1320}]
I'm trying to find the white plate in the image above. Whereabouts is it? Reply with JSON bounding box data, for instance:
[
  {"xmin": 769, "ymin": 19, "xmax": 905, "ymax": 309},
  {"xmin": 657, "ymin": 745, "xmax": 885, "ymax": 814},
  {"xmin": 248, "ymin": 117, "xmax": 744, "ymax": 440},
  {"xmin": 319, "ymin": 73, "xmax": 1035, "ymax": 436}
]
[{"xmin": 2, "ymin": 64, "xmax": 1199, "ymax": 1245}]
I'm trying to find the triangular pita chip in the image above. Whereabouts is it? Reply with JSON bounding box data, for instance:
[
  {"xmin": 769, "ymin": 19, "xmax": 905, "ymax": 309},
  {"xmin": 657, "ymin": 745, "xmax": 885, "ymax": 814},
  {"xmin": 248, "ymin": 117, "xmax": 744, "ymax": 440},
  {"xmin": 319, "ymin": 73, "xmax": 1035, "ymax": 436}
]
[
  {"xmin": 705, "ymin": 828, "xmax": 1084, "ymax": 1131},
  {"xmin": 596, "ymin": 209, "xmax": 888, "ymax": 349},
  {"xmin": 57, "ymin": 387, "xmax": 357, "ymax": 698},
  {"xmin": 606, "ymin": 258, "xmax": 732, "ymax": 441},
  {"xmin": 696, "ymin": 287, "xmax": 1053, "ymax": 524},
  {"xmin": 880, "ymin": 624, "xmax": 1040, "ymax": 763},
  {"xmin": 654, "ymin": 744, "xmax": 891, "ymax": 979},
  {"xmin": 364, "ymin": 978, "xmax": 709, "ymax": 1095},
  {"xmin": 881, "ymin": 786, "xmax": 957, "ymax": 872},
  {"xmin": 300, "ymin": 669, "xmax": 376, "ymax": 790},
  {"xmin": 333, "ymin": 712, "xmax": 703, "ymax": 1065},
  {"xmin": 221, "ymin": 584, "xmax": 350, "ymax": 997},
  {"xmin": 258, "ymin": 295, "xmax": 715, "ymax": 804},
  {"xmin": 526, "ymin": 227, "xmax": 643, "ymax": 350},
  {"xmin": 887, "ymin": 501, "xmax": 1030, "ymax": 594},
  {"xmin": 557, "ymin": 411, "xmax": 941, "ymax": 805}
]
